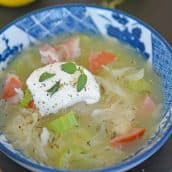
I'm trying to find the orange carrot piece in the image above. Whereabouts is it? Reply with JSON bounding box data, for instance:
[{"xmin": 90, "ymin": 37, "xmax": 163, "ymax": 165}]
[
  {"xmin": 27, "ymin": 101, "xmax": 36, "ymax": 109},
  {"xmin": 2, "ymin": 74, "xmax": 22, "ymax": 99},
  {"xmin": 111, "ymin": 128, "xmax": 146, "ymax": 147},
  {"xmin": 89, "ymin": 51, "xmax": 116, "ymax": 73}
]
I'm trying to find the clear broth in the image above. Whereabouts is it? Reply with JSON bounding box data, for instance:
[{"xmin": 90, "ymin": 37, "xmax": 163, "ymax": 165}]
[{"xmin": 0, "ymin": 34, "xmax": 162, "ymax": 170}]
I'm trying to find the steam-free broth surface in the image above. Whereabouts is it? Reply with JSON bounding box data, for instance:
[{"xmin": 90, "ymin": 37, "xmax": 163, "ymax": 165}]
[{"xmin": 0, "ymin": 35, "xmax": 162, "ymax": 170}]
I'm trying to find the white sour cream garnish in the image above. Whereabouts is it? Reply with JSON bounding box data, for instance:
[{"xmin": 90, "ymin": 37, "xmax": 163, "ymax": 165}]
[{"xmin": 26, "ymin": 62, "xmax": 100, "ymax": 116}]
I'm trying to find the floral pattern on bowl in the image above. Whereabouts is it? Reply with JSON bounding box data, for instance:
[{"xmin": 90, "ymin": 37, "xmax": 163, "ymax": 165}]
[{"xmin": 0, "ymin": 4, "xmax": 172, "ymax": 172}]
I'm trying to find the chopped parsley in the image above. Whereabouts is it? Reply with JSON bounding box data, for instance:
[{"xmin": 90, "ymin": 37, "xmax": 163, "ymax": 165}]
[
  {"xmin": 39, "ymin": 72, "xmax": 55, "ymax": 82},
  {"xmin": 61, "ymin": 62, "xmax": 77, "ymax": 74},
  {"xmin": 61, "ymin": 62, "xmax": 88, "ymax": 92},
  {"xmin": 77, "ymin": 73, "xmax": 87, "ymax": 92},
  {"xmin": 47, "ymin": 81, "xmax": 61, "ymax": 96}
]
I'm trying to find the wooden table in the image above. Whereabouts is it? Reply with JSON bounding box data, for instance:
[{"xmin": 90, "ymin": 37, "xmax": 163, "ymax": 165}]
[{"xmin": 0, "ymin": 0, "xmax": 172, "ymax": 171}]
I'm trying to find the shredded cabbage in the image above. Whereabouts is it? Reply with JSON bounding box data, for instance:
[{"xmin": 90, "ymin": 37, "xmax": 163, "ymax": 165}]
[
  {"xmin": 102, "ymin": 65, "xmax": 134, "ymax": 78},
  {"xmin": 127, "ymin": 79, "xmax": 151, "ymax": 92},
  {"xmin": 40, "ymin": 127, "xmax": 50, "ymax": 146},
  {"xmin": 20, "ymin": 89, "xmax": 32, "ymax": 107},
  {"xmin": 47, "ymin": 111, "xmax": 78, "ymax": 135},
  {"xmin": 91, "ymin": 101, "xmax": 135, "ymax": 135},
  {"xmin": 96, "ymin": 76, "xmax": 126, "ymax": 98},
  {"xmin": 125, "ymin": 68, "xmax": 144, "ymax": 81}
]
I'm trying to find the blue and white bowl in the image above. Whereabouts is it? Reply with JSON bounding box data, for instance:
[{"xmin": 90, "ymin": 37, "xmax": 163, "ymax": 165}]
[{"xmin": 0, "ymin": 4, "xmax": 172, "ymax": 172}]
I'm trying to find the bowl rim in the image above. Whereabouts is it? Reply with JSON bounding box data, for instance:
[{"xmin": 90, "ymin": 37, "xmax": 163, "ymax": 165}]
[{"xmin": 0, "ymin": 3, "xmax": 172, "ymax": 172}]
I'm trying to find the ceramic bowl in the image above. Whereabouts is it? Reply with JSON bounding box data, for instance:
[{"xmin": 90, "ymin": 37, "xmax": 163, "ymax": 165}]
[{"xmin": 0, "ymin": 4, "xmax": 172, "ymax": 172}]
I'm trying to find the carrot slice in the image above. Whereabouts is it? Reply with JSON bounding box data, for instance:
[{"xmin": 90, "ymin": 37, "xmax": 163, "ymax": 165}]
[
  {"xmin": 111, "ymin": 128, "xmax": 146, "ymax": 147},
  {"xmin": 89, "ymin": 51, "xmax": 116, "ymax": 73},
  {"xmin": 2, "ymin": 74, "xmax": 22, "ymax": 99},
  {"xmin": 27, "ymin": 101, "xmax": 36, "ymax": 109}
]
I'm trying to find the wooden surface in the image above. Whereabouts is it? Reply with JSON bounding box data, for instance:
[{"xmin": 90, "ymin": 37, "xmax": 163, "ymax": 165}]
[{"xmin": 0, "ymin": 0, "xmax": 172, "ymax": 171}]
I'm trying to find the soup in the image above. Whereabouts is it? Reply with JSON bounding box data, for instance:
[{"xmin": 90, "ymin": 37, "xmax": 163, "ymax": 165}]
[{"xmin": 0, "ymin": 35, "xmax": 162, "ymax": 170}]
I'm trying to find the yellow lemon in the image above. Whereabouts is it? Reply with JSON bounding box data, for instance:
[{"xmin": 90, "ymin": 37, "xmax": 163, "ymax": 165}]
[{"xmin": 0, "ymin": 0, "xmax": 35, "ymax": 7}]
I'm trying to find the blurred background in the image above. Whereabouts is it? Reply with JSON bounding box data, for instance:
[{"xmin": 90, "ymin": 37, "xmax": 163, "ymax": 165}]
[{"xmin": 0, "ymin": 0, "xmax": 172, "ymax": 172}]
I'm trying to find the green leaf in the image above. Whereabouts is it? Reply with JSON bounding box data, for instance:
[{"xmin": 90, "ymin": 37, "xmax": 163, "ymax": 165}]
[
  {"xmin": 39, "ymin": 72, "xmax": 55, "ymax": 82},
  {"xmin": 61, "ymin": 62, "xmax": 77, "ymax": 74},
  {"xmin": 20, "ymin": 89, "xmax": 32, "ymax": 107},
  {"xmin": 47, "ymin": 81, "xmax": 61, "ymax": 95},
  {"xmin": 77, "ymin": 73, "xmax": 87, "ymax": 92},
  {"xmin": 47, "ymin": 111, "xmax": 78, "ymax": 135}
]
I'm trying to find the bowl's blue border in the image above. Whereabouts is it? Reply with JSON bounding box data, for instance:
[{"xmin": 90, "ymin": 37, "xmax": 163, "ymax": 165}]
[{"xmin": 0, "ymin": 4, "xmax": 172, "ymax": 172}]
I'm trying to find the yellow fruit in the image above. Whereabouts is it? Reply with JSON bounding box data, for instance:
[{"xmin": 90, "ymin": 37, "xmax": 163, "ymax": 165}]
[{"xmin": 0, "ymin": 0, "xmax": 35, "ymax": 7}]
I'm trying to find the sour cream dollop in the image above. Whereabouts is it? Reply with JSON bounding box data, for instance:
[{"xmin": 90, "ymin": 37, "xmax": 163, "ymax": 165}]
[{"xmin": 26, "ymin": 62, "xmax": 100, "ymax": 116}]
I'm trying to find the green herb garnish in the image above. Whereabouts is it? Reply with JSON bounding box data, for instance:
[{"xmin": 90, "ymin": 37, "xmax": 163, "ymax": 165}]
[
  {"xmin": 61, "ymin": 62, "xmax": 77, "ymax": 74},
  {"xmin": 77, "ymin": 73, "xmax": 87, "ymax": 92},
  {"xmin": 39, "ymin": 72, "xmax": 55, "ymax": 82},
  {"xmin": 20, "ymin": 89, "xmax": 32, "ymax": 107},
  {"xmin": 47, "ymin": 81, "xmax": 61, "ymax": 95},
  {"xmin": 61, "ymin": 62, "xmax": 88, "ymax": 92}
]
